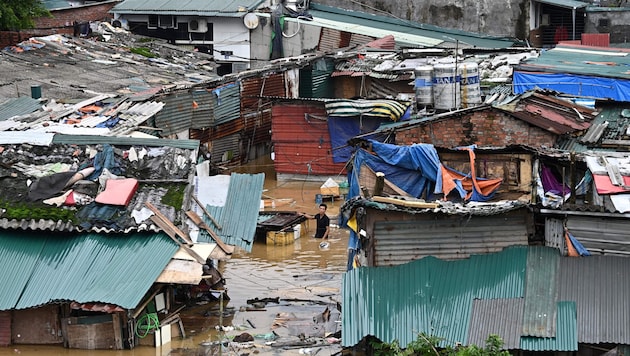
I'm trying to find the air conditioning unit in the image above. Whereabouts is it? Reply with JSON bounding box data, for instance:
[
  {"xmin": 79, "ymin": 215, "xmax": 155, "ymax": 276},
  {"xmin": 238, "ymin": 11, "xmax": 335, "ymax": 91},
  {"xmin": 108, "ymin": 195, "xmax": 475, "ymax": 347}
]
[{"xmin": 189, "ymin": 18, "xmax": 208, "ymax": 33}]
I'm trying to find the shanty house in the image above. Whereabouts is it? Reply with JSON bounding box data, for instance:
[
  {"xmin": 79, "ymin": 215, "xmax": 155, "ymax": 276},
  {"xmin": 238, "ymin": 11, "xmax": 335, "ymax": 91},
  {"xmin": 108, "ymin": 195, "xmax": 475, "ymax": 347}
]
[{"xmin": 110, "ymin": 0, "xmax": 268, "ymax": 74}]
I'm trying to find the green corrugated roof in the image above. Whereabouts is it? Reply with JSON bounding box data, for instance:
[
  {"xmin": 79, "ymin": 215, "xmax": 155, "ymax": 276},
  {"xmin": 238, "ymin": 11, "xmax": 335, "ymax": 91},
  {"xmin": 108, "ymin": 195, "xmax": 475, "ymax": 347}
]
[
  {"xmin": 306, "ymin": 3, "xmax": 522, "ymax": 49},
  {"xmin": 199, "ymin": 173, "xmax": 265, "ymax": 252},
  {"xmin": 523, "ymin": 246, "xmax": 560, "ymax": 337},
  {"xmin": 342, "ymin": 245, "xmax": 528, "ymax": 348},
  {"xmin": 517, "ymin": 45, "xmax": 630, "ymax": 80},
  {"xmin": 520, "ymin": 301, "xmax": 578, "ymax": 351},
  {"xmin": 112, "ymin": 0, "xmax": 266, "ymax": 16},
  {"xmin": 0, "ymin": 97, "xmax": 42, "ymax": 121},
  {"xmin": 0, "ymin": 231, "xmax": 178, "ymax": 311}
]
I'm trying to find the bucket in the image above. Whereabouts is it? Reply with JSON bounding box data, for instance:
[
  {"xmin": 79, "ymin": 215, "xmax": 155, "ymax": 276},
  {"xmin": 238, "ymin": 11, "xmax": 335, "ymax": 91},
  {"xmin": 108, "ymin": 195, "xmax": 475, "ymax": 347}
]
[
  {"xmin": 31, "ymin": 85, "xmax": 42, "ymax": 99},
  {"xmin": 459, "ymin": 62, "xmax": 482, "ymax": 108},
  {"xmin": 433, "ymin": 63, "xmax": 460, "ymax": 110},
  {"xmin": 414, "ymin": 65, "xmax": 433, "ymax": 108}
]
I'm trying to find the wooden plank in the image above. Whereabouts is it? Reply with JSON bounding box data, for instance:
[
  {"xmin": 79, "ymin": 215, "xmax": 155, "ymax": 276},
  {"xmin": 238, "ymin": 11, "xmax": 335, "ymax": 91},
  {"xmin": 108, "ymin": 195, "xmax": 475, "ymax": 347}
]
[
  {"xmin": 145, "ymin": 202, "xmax": 192, "ymax": 245},
  {"xmin": 186, "ymin": 210, "xmax": 234, "ymax": 254},
  {"xmin": 371, "ymin": 195, "xmax": 439, "ymax": 208},
  {"xmin": 192, "ymin": 195, "xmax": 223, "ymax": 230},
  {"xmin": 149, "ymin": 216, "xmax": 207, "ymax": 265},
  {"xmin": 112, "ymin": 314, "xmax": 123, "ymax": 350}
]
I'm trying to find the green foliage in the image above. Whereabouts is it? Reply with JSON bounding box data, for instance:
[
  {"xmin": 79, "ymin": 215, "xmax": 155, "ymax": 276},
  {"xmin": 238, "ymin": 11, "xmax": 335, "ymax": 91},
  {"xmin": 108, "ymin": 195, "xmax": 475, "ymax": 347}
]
[
  {"xmin": 129, "ymin": 47, "xmax": 158, "ymax": 58},
  {"xmin": 0, "ymin": 0, "xmax": 50, "ymax": 31},
  {"xmin": 371, "ymin": 333, "xmax": 510, "ymax": 356},
  {"xmin": 0, "ymin": 201, "xmax": 77, "ymax": 223}
]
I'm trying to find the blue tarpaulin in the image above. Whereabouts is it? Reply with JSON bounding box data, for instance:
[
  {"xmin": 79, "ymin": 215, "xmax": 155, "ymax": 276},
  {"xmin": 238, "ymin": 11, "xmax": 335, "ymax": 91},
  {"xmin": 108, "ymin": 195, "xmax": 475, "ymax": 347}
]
[
  {"xmin": 513, "ymin": 71, "xmax": 630, "ymax": 102},
  {"xmin": 328, "ymin": 116, "xmax": 389, "ymax": 163}
]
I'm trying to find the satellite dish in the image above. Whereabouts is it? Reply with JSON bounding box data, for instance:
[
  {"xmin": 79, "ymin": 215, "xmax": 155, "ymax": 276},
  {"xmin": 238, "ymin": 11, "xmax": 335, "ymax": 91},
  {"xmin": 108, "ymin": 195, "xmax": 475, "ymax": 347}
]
[{"xmin": 243, "ymin": 13, "xmax": 259, "ymax": 30}]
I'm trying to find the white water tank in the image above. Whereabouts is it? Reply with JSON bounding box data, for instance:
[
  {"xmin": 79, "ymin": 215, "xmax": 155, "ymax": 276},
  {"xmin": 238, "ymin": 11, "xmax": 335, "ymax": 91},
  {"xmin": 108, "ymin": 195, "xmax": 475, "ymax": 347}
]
[
  {"xmin": 459, "ymin": 62, "xmax": 482, "ymax": 108},
  {"xmin": 414, "ymin": 65, "xmax": 434, "ymax": 108},
  {"xmin": 433, "ymin": 63, "xmax": 460, "ymax": 110}
]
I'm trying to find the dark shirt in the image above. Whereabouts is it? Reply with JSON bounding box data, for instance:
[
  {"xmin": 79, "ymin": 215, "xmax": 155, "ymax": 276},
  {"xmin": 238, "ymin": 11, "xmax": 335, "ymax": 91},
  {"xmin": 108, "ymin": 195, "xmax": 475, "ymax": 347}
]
[{"xmin": 314, "ymin": 214, "xmax": 330, "ymax": 238}]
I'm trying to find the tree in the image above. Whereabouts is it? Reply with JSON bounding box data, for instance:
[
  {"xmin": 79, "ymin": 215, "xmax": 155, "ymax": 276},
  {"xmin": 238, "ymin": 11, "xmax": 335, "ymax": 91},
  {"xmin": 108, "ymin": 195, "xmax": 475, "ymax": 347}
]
[{"xmin": 0, "ymin": 0, "xmax": 50, "ymax": 31}]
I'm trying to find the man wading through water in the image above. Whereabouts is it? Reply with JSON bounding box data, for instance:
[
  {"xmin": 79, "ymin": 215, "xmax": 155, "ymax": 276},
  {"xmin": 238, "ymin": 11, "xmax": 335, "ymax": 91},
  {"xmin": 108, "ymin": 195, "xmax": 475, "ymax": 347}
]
[{"xmin": 300, "ymin": 203, "xmax": 330, "ymax": 241}]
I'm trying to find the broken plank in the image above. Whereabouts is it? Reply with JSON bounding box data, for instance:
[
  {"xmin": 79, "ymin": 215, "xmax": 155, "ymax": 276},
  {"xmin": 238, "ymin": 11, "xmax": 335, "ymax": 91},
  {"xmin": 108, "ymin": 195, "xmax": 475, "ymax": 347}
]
[
  {"xmin": 186, "ymin": 210, "xmax": 234, "ymax": 255},
  {"xmin": 192, "ymin": 195, "xmax": 222, "ymax": 230},
  {"xmin": 145, "ymin": 202, "xmax": 193, "ymax": 245},
  {"xmin": 149, "ymin": 215, "xmax": 207, "ymax": 264},
  {"xmin": 371, "ymin": 196, "xmax": 438, "ymax": 209}
]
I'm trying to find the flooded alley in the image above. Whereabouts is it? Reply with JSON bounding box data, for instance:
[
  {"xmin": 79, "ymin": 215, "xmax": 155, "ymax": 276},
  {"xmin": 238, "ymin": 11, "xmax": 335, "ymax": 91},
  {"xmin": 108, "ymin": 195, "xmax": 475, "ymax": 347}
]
[{"xmin": 0, "ymin": 164, "xmax": 351, "ymax": 356}]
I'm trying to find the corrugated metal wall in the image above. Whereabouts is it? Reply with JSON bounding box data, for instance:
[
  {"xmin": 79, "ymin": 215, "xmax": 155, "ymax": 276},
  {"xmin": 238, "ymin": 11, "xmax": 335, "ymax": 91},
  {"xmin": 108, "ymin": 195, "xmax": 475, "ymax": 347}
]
[
  {"xmin": 271, "ymin": 103, "xmax": 346, "ymax": 176},
  {"xmin": 371, "ymin": 209, "xmax": 530, "ymax": 266},
  {"xmin": 300, "ymin": 58, "xmax": 335, "ymax": 99},
  {"xmin": 548, "ymin": 216, "xmax": 630, "ymax": 256},
  {"xmin": 241, "ymin": 74, "xmax": 286, "ymax": 114},
  {"xmin": 558, "ymin": 254, "xmax": 630, "ymax": 345},
  {"xmin": 154, "ymin": 91, "xmax": 194, "ymax": 136},
  {"xmin": 211, "ymin": 133, "xmax": 240, "ymax": 163},
  {"xmin": 212, "ymin": 83, "xmax": 240, "ymax": 126},
  {"xmin": 191, "ymin": 89, "xmax": 214, "ymax": 129},
  {"xmin": 318, "ymin": 28, "xmax": 352, "ymax": 52},
  {"xmin": 0, "ymin": 312, "xmax": 9, "ymax": 346}
]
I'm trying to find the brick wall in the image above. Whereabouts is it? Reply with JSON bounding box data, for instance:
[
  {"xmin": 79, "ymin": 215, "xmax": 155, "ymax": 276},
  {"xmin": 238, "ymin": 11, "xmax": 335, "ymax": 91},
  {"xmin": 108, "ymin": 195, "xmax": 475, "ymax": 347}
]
[
  {"xmin": 395, "ymin": 108, "xmax": 557, "ymax": 148},
  {"xmin": 0, "ymin": 2, "xmax": 117, "ymax": 47}
]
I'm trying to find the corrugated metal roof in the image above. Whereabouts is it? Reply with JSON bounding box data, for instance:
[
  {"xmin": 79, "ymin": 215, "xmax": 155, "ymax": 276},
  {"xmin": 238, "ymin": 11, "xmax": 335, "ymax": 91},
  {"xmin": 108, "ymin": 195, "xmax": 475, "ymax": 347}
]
[
  {"xmin": 0, "ymin": 97, "xmax": 42, "ymax": 121},
  {"xmin": 558, "ymin": 254, "xmax": 630, "ymax": 345},
  {"xmin": 341, "ymin": 245, "xmax": 528, "ymax": 349},
  {"xmin": 0, "ymin": 231, "xmax": 178, "ymax": 311},
  {"xmin": 522, "ymin": 246, "xmax": 560, "ymax": 337},
  {"xmin": 111, "ymin": 0, "xmax": 265, "ymax": 16},
  {"xmin": 200, "ymin": 173, "xmax": 265, "ymax": 252},
  {"xmin": 520, "ymin": 301, "xmax": 578, "ymax": 351},
  {"xmin": 516, "ymin": 45, "xmax": 630, "ymax": 80},
  {"xmin": 494, "ymin": 91, "xmax": 595, "ymax": 135},
  {"xmin": 52, "ymin": 134, "xmax": 200, "ymax": 150},
  {"xmin": 533, "ymin": 0, "xmax": 588, "ymax": 9},
  {"xmin": 305, "ymin": 3, "xmax": 522, "ymax": 49}
]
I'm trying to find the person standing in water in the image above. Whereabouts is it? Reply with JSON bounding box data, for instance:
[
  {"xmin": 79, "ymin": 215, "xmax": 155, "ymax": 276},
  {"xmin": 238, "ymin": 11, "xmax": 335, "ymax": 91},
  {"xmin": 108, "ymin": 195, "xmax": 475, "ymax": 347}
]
[{"xmin": 300, "ymin": 203, "xmax": 330, "ymax": 240}]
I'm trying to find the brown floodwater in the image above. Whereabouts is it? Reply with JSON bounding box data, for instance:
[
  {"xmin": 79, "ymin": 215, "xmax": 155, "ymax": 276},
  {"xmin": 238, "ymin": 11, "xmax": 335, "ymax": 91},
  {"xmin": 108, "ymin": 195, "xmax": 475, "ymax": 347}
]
[{"xmin": 0, "ymin": 159, "xmax": 351, "ymax": 356}]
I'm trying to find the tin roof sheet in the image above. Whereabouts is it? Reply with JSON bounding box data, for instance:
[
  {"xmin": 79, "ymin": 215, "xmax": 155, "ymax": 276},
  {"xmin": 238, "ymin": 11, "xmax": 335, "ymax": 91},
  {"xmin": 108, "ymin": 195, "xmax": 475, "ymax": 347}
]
[
  {"xmin": 199, "ymin": 173, "xmax": 265, "ymax": 252},
  {"xmin": 111, "ymin": 0, "xmax": 265, "ymax": 16},
  {"xmin": 306, "ymin": 3, "xmax": 522, "ymax": 49},
  {"xmin": 533, "ymin": 0, "xmax": 588, "ymax": 9},
  {"xmin": 516, "ymin": 45, "xmax": 630, "ymax": 80},
  {"xmin": 0, "ymin": 97, "xmax": 42, "ymax": 121},
  {"xmin": 0, "ymin": 231, "xmax": 178, "ymax": 311},
  {"xmin": 520, "ymin": 301, "xmax": 578, "ymax": 351}
]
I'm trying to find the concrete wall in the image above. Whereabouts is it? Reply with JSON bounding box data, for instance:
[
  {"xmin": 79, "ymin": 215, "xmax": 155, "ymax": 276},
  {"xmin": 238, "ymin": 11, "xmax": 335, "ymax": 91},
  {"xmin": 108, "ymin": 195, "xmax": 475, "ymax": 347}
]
[
  {"xmin": 312, "ymin": 0, "xmax": 530, "ymax": 39},
  {"xmin": 395, "ymin": 107, "xmax": 557, "ymax": 148},
  {"xmin": 584, "ymin": 8, "xmax": 630, "ymax": 44}
]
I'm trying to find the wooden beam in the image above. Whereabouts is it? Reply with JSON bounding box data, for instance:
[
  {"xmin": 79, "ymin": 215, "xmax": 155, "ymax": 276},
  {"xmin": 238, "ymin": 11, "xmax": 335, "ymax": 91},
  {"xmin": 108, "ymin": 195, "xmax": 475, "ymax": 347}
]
[
  {"xmin": 150, "ymin": 216, "xmax": 207, "ymax": 264},
  {"xmin": 145, "ymin": 202, "xmax": 192, "ymax": 245},
  {"xmin": 186, "ymin": 210, "xmax": 234, "ymax": 255},
  {"xmin": 191, "ymin": 195, "xmax": 222, "ymax": 230}
]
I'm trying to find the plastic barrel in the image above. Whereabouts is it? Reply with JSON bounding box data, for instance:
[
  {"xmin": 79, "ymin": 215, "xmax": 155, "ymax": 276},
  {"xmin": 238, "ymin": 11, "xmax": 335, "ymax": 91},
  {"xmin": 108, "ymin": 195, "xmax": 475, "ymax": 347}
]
[
  {"xmin": 433, "ymin": 63, "xmax": 460, "ymax": 110},
  {"xmin": 459, "ymin": 62, "xmax": 482, "ymax": 108},
  {"xmin": 31, "ymin": 85, "xmax": 42, "ymax": 99}
]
